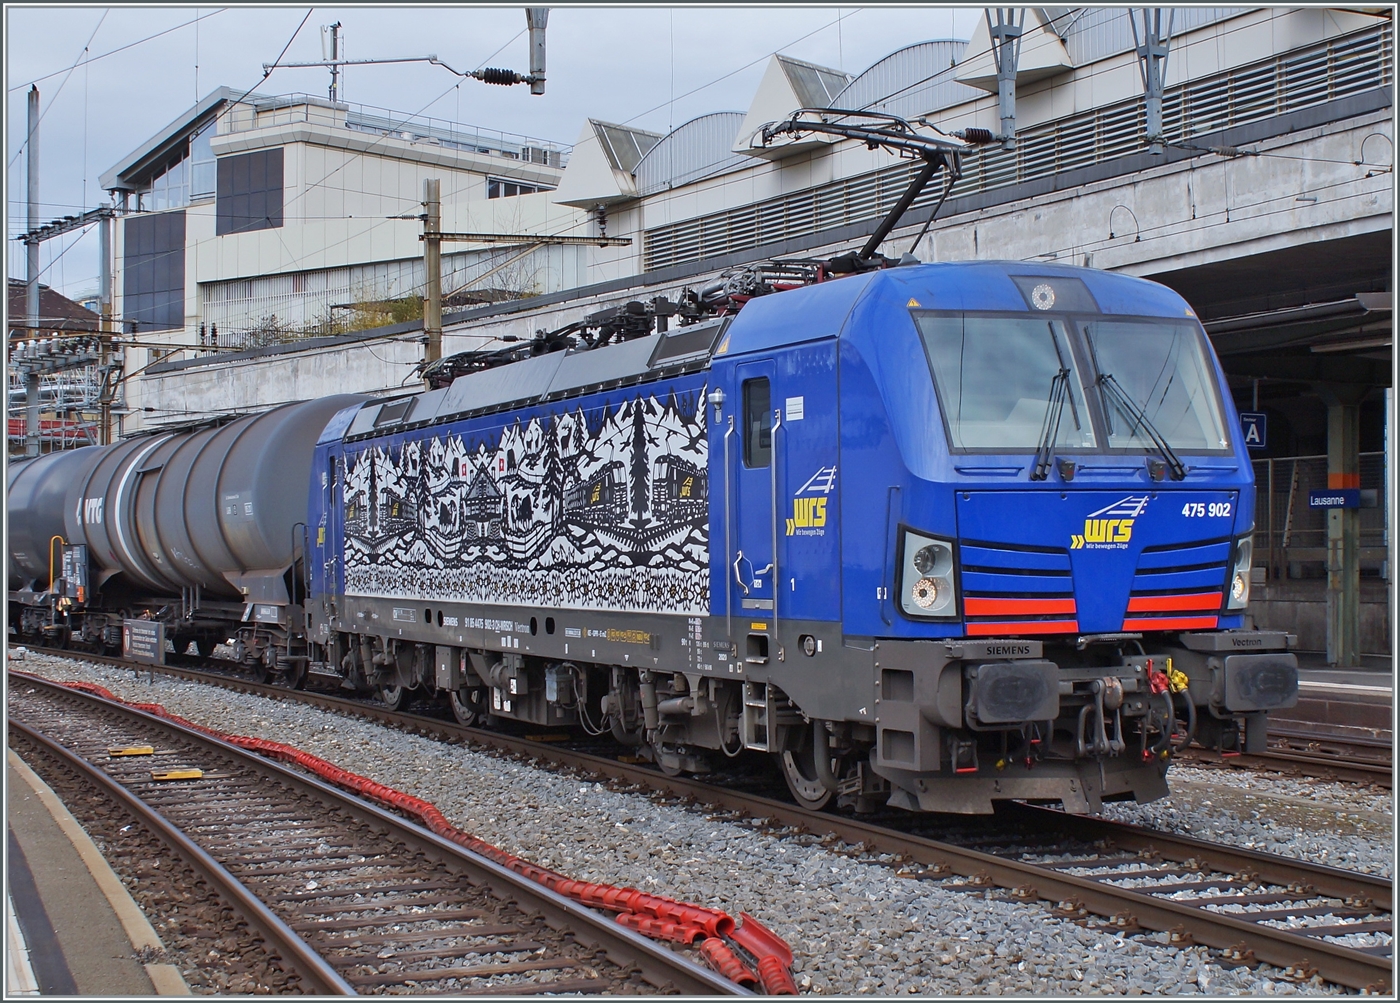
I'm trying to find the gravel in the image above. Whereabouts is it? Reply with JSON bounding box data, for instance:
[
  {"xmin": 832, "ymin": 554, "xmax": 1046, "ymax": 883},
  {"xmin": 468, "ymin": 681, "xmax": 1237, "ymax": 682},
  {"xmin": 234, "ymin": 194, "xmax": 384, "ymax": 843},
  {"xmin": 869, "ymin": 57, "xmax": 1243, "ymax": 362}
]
[
  {"xmin": 1103, "ymin": 765, "xmax": 1392, "ymax": 878},
  {"xmin": 13, "ymin": 651, "xmax": 1387, "ymax": 996}
]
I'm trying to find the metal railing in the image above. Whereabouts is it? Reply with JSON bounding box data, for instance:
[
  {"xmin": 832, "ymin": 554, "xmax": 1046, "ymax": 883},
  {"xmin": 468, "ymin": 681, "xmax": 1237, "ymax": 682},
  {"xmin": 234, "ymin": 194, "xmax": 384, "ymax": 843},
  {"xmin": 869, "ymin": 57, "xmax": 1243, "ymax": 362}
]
[
  {"xmin": 1252, "ymin": 452, "xmax": 1390, "ymax": 579},
  {"xmin": 217, "ymin": 93, "xmax": 569, "ymax": 168}
]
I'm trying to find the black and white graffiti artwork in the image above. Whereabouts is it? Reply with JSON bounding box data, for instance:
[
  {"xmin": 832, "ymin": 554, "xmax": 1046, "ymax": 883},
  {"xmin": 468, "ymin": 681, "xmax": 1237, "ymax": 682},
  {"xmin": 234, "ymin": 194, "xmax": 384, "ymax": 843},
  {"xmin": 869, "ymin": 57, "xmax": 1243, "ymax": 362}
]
[{"xmin": 342, "ymin": 386, "xmax": 709, "ymax": 614}]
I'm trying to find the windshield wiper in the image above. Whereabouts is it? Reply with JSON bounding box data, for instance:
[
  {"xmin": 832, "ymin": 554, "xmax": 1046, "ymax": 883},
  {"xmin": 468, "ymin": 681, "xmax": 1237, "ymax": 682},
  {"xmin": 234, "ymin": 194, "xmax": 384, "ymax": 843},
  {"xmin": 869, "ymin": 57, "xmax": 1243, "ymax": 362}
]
[
  {"xmin": 1097, "ymin": 373, "xmax": 1187, "ymax": 480},
  {"xmin": 1031, "ymin": 368, "xmax": 1069, "ymax": 481}
]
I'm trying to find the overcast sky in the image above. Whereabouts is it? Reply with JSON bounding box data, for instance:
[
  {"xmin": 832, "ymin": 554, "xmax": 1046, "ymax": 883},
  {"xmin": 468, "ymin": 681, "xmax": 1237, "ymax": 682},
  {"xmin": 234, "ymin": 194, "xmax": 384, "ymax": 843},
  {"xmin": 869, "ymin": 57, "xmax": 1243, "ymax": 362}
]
[{"xmin": 6, "ymin": 4, "xmax": 980, "ymax": 302}]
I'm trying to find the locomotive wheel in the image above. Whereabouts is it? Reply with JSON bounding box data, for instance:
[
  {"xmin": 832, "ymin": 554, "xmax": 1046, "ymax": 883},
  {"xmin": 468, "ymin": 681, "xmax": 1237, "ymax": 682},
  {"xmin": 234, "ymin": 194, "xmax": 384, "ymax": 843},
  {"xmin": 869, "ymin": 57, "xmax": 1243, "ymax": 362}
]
[
  {"xmin": 778, "ymin": 740, "xmax": 835, "ymax": 812},
  {"xmin": 448, "ymin": 687, "xmax": 484, "ymax": 726},
  {"xmin": 653, "ymin": 743, "xmax": 684, "ymax": 777},
  {"xmin": 378, "ymin": 683, "xmax": 406, "ymax": 711}
]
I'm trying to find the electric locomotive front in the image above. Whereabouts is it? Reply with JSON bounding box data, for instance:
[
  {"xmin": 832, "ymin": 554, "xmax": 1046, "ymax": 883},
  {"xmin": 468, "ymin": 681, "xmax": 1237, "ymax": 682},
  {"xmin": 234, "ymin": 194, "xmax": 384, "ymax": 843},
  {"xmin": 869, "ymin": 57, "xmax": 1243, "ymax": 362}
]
[{"xmin": 714, "ymin": 261, "xmax": 1297, "ymax": 814}]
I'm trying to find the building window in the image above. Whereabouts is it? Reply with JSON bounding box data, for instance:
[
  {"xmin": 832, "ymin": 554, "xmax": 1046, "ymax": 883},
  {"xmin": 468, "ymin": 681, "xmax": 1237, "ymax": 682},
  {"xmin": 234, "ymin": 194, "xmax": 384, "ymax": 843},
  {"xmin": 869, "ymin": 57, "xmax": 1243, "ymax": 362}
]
[
  {"xmin": 190, "ymin": 121, "xmax": 216, "ymax": 198},
  {"xmin": 123, "ymin": 210, "xmax": 186, "ymax": 332},
  {"xmin": 216, "ymin": 148, "xmax": 284, "ymax": 235},
  {"xmin": 144, "ymin": 146, "xmax": 189, "ymax": 211},
  {"xmin": 487, "ymin": 177, "xmax": 553, "ymax": 199},
  {"xmin": 135, "ymin": 119, "xmax": 217, "ymax": 211}
]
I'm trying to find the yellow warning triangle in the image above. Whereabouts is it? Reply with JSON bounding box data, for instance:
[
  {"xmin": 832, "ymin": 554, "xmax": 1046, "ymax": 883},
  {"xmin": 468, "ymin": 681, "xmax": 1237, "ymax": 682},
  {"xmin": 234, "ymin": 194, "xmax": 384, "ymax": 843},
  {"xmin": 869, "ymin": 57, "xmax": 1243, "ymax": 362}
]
[{"xmin": 907, "ymin": 298, "xmax": 922, "ymax": 308}]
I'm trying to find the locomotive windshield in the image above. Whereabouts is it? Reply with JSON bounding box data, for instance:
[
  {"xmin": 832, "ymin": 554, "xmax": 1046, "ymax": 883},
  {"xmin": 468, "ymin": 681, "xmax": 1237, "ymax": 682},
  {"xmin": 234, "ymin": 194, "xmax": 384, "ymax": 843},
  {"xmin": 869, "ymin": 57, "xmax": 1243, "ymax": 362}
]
[
  {"xmin": 916, "ymin": 312, "xmax": 1230, "ymax": 455},
  {"xmin": 917, "ymin": 314, "xmax": 1096, "ymax": 451},
  {"xmin": 1082, "ymin": 319, "xmax": 1230, "ymax": 452}
]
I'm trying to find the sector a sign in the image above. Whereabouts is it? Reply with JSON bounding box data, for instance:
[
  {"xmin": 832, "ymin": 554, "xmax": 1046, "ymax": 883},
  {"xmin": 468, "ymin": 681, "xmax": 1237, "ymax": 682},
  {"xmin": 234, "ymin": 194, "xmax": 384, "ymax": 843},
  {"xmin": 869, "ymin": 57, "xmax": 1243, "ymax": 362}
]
[{"xmin": 1239, "ymin": 412, "xmax": 1267, "ymax": 450}]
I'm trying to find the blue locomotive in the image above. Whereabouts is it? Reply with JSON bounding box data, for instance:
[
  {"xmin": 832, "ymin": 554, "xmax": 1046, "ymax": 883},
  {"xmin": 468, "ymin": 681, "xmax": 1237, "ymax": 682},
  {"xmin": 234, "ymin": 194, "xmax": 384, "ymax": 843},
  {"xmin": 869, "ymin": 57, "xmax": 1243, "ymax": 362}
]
[
  {"xmin": 7, "ymin": 260, "xmax": 1299, "ymax": 815},
  {"xmin": 299, "ymin": 260, "xmax": 1297, "ymax": 813}
]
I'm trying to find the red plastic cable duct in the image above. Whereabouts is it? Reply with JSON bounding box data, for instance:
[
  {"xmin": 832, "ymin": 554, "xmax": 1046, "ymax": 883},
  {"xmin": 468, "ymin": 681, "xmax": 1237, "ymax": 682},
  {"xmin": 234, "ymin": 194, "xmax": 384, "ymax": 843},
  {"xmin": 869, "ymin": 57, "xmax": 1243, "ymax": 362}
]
[
  {"xmin": 41, "ymin": 675, "xmax": 796, "ymax": 993},
  {"xmin": 732, "ymin": 912, "xmax": 799, "ymax": 994},
  {"xmin": 756, "ymin": 955, "xmax": 800, "ymax": 996},
  {"xmin": 700, "ymin": 937, "xmax": 760, "ymax": 988},
  {"xmin": 614, "ymin": 911, "xmax": 709, "ymax": 945}
]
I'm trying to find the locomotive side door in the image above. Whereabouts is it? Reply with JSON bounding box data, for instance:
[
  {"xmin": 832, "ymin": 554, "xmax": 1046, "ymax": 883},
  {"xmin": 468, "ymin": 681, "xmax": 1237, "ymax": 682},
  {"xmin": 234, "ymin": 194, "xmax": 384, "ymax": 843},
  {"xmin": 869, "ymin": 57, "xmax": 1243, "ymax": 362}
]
[
  {"xmin": 731, "ymin": 360, "xmax": 778, "ymax": 628},
  {"xmin": 322, "ymin": 449, "xmax": 344, "ymax": 613}
]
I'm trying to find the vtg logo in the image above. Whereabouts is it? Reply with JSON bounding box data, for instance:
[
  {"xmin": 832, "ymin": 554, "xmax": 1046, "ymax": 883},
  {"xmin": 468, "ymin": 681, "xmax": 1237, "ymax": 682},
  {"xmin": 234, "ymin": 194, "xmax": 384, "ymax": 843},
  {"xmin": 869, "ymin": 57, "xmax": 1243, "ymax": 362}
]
[
  {"xmin": 786, "ymin": 465, "xmax": 836, "ymax": 537},
  {"xmin": 1071, "ymin": 495, "xmax": 1150, "ymax": 550}
]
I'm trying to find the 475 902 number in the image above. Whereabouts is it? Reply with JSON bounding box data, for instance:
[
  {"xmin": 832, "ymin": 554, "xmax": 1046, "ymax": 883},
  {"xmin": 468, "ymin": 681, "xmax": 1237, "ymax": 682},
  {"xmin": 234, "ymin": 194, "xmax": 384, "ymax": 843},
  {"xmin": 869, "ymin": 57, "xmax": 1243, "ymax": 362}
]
[{"xmin": 1182, "ymin": 501, "xmax": 1231, "ymax": 518}]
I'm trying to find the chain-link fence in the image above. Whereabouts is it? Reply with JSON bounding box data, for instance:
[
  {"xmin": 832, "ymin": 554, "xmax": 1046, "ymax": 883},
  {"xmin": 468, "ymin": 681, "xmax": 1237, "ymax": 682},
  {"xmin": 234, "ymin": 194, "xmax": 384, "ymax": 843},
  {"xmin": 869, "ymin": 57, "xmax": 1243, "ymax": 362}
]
[{"xmin": 1251, "ymin": 452, "xmax": 1389, "ymax": 579}]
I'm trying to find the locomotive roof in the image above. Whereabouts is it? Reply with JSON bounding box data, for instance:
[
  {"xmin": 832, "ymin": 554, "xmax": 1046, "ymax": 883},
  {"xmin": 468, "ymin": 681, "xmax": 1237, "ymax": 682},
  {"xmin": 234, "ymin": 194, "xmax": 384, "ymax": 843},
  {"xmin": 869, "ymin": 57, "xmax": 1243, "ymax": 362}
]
[
  {"xmin": 339, "ymin": 315, "xmax": 728, "ymax": 441},
  {"xmin": 332, "ymin": 261, "xmax": 1195, "ymax": 444},
  {"xmin": 718, "ymin": 260, "xmax": 1198, "ymax": 356}
]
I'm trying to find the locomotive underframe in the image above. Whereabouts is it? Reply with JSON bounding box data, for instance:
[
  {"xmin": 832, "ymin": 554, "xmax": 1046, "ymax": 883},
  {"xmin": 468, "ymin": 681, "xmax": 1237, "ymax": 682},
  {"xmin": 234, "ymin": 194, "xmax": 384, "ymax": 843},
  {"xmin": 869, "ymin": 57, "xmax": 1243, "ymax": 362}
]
[
  {"xmin": 9, "ymin": 570, "xmax": 1297, "ymax": 815},
  {"xmin": 299, "ymin": 592, "xmax": 1297, "ymax": 814}
]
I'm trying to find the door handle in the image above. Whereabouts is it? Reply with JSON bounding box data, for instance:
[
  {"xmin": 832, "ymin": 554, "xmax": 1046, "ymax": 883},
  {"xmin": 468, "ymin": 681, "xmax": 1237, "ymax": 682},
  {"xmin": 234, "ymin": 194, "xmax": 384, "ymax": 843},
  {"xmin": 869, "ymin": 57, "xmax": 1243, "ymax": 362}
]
[{"xmin": 732, "ymin": 551, "xmax": 751, "ymax": 596}]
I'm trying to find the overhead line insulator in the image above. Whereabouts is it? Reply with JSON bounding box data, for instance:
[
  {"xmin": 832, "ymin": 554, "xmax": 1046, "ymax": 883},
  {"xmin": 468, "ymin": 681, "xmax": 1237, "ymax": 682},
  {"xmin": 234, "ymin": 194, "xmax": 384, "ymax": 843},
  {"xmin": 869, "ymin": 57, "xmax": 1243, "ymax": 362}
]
[{"xmin": 475, "ymin": 67, "xmax": 525, "ymax": 86}]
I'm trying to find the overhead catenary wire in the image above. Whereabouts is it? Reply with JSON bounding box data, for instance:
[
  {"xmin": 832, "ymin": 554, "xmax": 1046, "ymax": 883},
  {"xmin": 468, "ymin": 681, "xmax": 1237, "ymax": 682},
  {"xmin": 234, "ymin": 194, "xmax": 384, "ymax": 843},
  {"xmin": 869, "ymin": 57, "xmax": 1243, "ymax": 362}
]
[
  {"xmin": 1013, "ymin": 170, "xmax": 1385, "ymax": 267},
  {"xmin": 227, "ymin": 7, "xmax": 315, "ymax": 110},
  {"xmin": 270, "ymin": 18, "xmax": 562, "ymax": 227},
  {"xmin": 32, "ymin": 9, "xmax": 1377, "ymax": 330},
  {"xmin": 154, "ymin": 25, "xmax": 575, "ymax": 296},
  {"xmin": 7, "ymin": 10, "xmax": 108, "ymax": 170},
  {"xmin": 622, "ymin": 9, "xmax": 860, "ymax": 128},
  {"xmin": 8, "ymin": 58, "xmax": 567, "ymax": 298},
  {"xmin": 7, "ymin": 9, "xmax": 228, "ymax": 92},
  {"xmin": 6, "ymin": 8, "xmax": 314, "ymax": 294}
]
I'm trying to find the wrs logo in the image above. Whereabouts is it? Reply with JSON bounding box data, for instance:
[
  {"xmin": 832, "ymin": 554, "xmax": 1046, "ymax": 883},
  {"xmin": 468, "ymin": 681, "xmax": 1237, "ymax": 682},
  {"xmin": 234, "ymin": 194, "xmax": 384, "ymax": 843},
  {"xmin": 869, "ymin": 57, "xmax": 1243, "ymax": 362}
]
[
  {"xmin": 1071, "ymin": 495, "xmax": 1150, "ymax": 550},
  {"xmin": 786, "ymin": 465, "xmax": 836, "ymax": 537}
]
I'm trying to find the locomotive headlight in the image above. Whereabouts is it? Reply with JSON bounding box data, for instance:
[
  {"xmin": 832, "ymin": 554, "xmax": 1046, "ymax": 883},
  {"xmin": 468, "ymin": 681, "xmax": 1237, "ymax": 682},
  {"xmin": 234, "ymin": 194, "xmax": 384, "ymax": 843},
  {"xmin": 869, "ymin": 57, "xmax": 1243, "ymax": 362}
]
[
  {"xmin": 1225, "ymin": 535, "xmax": 1253, "ymax": 610},
  {"xmin": 899, "ymin": 530, "xmax": 957, "ymax": 619}
]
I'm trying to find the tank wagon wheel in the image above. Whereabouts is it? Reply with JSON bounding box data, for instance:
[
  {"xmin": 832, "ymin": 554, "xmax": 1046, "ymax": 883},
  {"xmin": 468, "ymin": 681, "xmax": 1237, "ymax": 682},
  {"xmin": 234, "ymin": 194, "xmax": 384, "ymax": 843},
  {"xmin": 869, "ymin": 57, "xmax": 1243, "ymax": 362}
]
[
  {"xmin": 279, "ymin": 661, "xmax": 308, "ymax": 690},
  {"xmin": 448, "ymin": 687, "xmax": 486, "ymax": 727},
  {"xmin": 378, "ymin": 683, "xmax": 407, "ymax": 711},
  {"xmin": 779, "ymin": 733, "xmax": 837, "ymax": 812},
  {"xmin": 251, "ymin": 648, "xmax": 278, "ymax": 684},
  {"xmin": 195, "ymin": 637, "xmax": 218, "ymax": 659}
]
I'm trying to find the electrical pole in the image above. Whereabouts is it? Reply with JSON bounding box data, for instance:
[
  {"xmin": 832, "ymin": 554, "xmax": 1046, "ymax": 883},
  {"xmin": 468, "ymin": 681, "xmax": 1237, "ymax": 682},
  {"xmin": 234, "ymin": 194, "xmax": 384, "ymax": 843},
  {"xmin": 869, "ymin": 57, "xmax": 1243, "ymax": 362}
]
[
  {"xmin": 26, "ymin": 85, "xmax": 42, "ymax": 458},
  {"xmin": 526, "ymin": 8, "xmax": 548, "ymax": 95},
  {"xmin": 986, "ymin": 8, "xmax": 1024, "ymax": 152},
  {"xmin": 422, "ymin": 178, "xmax": 442, "ymax": 374},
  {"xmin": 324, "ymin": 22, "xmax": 342, "ymax": 102},
  {"xmin": 99, "ymin": 210, "xmax": 118, "ymax": 445},
  {"xmin": 1131, "ymin": 8, "xmax": 1174, "ymax": 154}
]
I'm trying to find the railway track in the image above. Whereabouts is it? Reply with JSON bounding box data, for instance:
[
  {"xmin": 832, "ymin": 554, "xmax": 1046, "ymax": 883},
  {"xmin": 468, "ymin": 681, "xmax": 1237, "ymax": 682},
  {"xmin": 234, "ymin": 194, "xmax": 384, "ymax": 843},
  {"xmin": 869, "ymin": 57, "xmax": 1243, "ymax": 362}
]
[
  {"xmin": 6, "ymin": 672, "xmax": 743, "ymax": 996},
  {"xmin": 1178, "ymin": 745, "xmax": 1392, "ymax": 789},
  {"xmin": 11, "ymin": 646, "xmax": 1394, "ymax": 992}
]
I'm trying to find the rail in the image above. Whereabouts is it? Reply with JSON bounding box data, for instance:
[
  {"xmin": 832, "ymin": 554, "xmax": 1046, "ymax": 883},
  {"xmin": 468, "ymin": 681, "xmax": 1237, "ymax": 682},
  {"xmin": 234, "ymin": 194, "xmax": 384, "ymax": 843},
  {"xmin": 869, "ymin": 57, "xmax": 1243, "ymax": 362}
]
[
  {"xmin": 9, "ymin": 717, "xmax": 354, "ymax": 994},
  {"xmin": 12, "ymin": 647, "xmax": 1393, "ymax": 992},
  {"xmin": 8, "ymin": 670, "xmax": 747, "ymax": 996}
]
